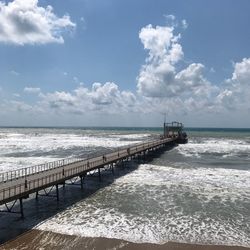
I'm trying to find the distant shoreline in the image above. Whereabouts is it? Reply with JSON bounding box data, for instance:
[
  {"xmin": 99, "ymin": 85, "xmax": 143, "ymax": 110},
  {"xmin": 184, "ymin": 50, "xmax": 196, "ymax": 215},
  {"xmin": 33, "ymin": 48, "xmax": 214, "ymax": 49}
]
[{"xmin": 0, "ymin": 229, "xmax": 249, "ymax": 250}]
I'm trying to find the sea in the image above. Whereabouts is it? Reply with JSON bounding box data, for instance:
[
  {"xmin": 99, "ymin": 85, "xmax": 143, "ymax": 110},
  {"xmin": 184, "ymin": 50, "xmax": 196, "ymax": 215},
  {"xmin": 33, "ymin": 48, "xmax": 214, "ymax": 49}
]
[{"xmin": 0, "ymin": 127, "xmax": 249, "ymax": 247}]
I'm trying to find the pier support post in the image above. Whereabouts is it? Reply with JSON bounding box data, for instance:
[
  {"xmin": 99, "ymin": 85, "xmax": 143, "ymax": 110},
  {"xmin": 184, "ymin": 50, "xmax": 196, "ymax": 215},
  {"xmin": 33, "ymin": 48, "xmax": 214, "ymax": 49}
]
[
  {"xmin": 80, "ymin": 175, "xmax": 84, "ymax": 189},
  {"xmin": 56, "ymin": 184, "xmax": 59, "ymax": 201},
  {"xmin": 111, "ymin": 163, "xmax": 114, "ymax": 176},
  {"xmin": 36, "ymin": 191, "xmax": 38, "ymax": 200},
  {"xmin": 98, "ymin": 168, "xmax": 101, "ymax": 182},
  {"xmin": 19, "ymin": 198, "xmax": 24, "ymax": 219}
]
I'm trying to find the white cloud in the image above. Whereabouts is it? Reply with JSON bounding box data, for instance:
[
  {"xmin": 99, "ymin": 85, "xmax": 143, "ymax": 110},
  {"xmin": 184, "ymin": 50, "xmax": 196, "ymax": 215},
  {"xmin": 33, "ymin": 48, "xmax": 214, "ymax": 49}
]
[
  {"xmin": 24, "ymin": 87, "xmax": 41, "ymax": 94},
  {"xmin": 138, "ymin": 24, "xmax": 178, "ymax": 61},
  {"xmin": 137, "ymin": 20, "xmax": 250, "ymax": 120},
  {"xmin": 210, "ymin": 67, "xmax": 215, "ymax": 73},
  {"xmin": 217, "ymin": 89, "xmax": 234, "ymax": 110},
  {"xmin": 137, "ymin": 24, "xmax": 183, "ymax": 97},
  {"xmin": 231, "ymin": 58, "xmax": 250, "ymax": 85},
  {"xmin": 164, "ymin": 14, "xmax": 175, "ymax": 21},
  {"xmin": 182, "ymin": 19, "xmax": 188, "ymax": 29},
  {"xmin": 38, "ymin": 82, "xmax": 138, "ymax": 115},
  {"xmin": 137, "ymin": 22, "xmax": 216, "ymax": 102},
  {"xmin": 42, "ymin": 91, "xmax": 76, "ymax": 109},
  {"xmin": 2, "ymin": 56, "xmax": 250, "ymax": 126},
  {"xmin": 1, "ymin": 17, "xmax": 250, "ymax": 127},
  {"xmin": 175, "ymin": 63, "xmax": 217, "ymax": 98},
  {"xmin": 163, "ymin": 14, "xmax": 178, "ymax": 27},
  {"xmin": 10, "ymin": 70, "xmax": 19, "ymax": 75},
  {"xmin": 217, "ymin": 58, "xmax": 250, "ymax": 110},
  {"xmin": 91, "ymin": 82, "xmax": 117, "ymax": 105},
  {"xmin": 0, "ymin": 0, "xmax": 76, "ymax": 45},
  {"xmin": 80, "ymin": 16, "xmax": 86, "ymax": 29},
  {"xmin": 137, "ymin": 20, "xmax": 222, "ymax": 117},
  {"xmin": 9, "ymin": 100, "xmax": 33, "ymax": 112},
  {"xmin": 73, "ymin": 76, "xmax": 79, "ymax": 83}
]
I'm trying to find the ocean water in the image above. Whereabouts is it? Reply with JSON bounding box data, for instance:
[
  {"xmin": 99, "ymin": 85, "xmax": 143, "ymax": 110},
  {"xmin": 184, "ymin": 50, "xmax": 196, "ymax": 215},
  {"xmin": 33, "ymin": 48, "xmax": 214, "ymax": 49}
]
[{"xmin": 0, "ymin": 127, "xmax": 249, "ymax": 247}]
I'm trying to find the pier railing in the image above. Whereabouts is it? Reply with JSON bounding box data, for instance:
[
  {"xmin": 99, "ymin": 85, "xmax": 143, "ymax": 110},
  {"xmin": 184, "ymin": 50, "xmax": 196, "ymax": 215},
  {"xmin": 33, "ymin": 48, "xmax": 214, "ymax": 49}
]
[
  {"xmin": 0, "ymin": 139, "xmax": 162, "ymax": 183},
  {"xmin": 0, "ymin": 138, "xmax": 174, "ymax": 204},
  {"xmin": 0, "ymin": 157, "xmax": 83, "ymax": 183}
]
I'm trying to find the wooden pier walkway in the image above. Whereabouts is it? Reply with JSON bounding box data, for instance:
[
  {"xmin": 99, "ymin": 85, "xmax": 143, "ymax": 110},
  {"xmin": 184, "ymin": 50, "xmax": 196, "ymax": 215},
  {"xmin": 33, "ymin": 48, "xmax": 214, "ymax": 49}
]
[{"xmin": 0, "ymin": 137, "xmax": 176, "ymax": 217}]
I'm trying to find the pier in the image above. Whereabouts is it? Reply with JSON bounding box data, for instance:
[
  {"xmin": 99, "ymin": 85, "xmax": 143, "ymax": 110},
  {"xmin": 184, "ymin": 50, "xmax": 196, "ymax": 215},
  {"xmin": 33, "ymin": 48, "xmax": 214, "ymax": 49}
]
[{"xmin": 0, "ymin": 123, "xmax": 187, "ymax": 218}]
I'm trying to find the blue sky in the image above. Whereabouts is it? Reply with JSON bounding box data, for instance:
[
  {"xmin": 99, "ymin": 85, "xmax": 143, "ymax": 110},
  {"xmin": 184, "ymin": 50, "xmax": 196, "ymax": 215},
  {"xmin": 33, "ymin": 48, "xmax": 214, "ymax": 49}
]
[{"xmin": 0, "ymin": 0, "xmax": 250, "ymax": 127}]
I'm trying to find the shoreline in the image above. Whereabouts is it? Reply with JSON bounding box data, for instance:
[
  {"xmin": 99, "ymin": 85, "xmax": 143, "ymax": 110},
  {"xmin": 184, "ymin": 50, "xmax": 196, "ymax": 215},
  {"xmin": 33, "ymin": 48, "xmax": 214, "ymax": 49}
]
[{"xmin": 0, "ymin": 229, "xmax": 249, "ymax": 250}]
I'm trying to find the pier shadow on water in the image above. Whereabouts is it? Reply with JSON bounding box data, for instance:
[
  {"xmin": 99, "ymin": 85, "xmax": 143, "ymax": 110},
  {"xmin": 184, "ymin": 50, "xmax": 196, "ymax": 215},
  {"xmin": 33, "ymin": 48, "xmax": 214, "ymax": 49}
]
[{"xmin": 0, "ymin": 144, "xmax": 176, "ymax": 246}]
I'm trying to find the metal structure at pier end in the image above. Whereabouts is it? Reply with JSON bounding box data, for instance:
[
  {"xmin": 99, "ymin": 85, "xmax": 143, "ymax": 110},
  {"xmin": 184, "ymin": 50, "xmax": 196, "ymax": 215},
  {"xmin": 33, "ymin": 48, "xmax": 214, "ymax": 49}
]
[
  {"xmin": 0, "ymin": 122, "xmax": 188, "ymax": 218},
  {"xmin": 164, "ymin": 121, "xmax": 188, "ymax": 144}
]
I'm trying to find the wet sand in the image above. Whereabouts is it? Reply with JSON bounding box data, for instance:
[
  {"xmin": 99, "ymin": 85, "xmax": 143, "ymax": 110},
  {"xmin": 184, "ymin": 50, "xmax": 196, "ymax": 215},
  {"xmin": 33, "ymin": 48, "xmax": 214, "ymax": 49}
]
[{"xmin": 0, "ymin": 229, "xmax": 249, "ymax": 250}]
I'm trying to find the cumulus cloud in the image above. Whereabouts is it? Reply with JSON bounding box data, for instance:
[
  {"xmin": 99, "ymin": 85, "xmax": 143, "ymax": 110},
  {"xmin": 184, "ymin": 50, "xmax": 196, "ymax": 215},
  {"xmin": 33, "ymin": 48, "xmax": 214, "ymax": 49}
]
[
  {"xmin": 175, "ymin": 63, "xmax": 218, "ymax": 98},
  {"xmin": 42, "ymin": 91, "xmax": 76, "ymax": 109},
  {"xmin": 10, "ymin": 70, "xmax": 19, "ymax": 75},
  {"xmin": 37, "ymin": 82, "xmax": 138, "ymax": 115},
  {"xmin": 2, "ymin": 58, "xmax": 250, "ymax": 126},
  {"xmin": 0, "ymin": 0, "xmax": 76, "ymax": 45},
  {"xmin": 231, "ymin": 58, "xmax": 250, "ymax": 85},
  {"xmin": 9, "ymin": 100, "xmax": 33, "ymax": 112},
  {"xmin": 24, "ymin": 87, "xmax": 41, "ymax": 94},
  {"xmin": 182, "ymin": 19, "xmax": 188, "ymax": 29},
  {"xmin": 1, "ymin": 16, "xmax": 250, "ymax": 126},
  {"xmin": 137, "ymin": 24, "xmax": 183, "ymax": 97},
  {"xmin": 137, "ymin": 22, "xmax": 217, "ymax": 105},
  {"xmin": 163, "ymin": 14, "xmax": 178, "ymax": 27},
  {"xmin": 217, "ymin": 58, "xmax": 250, "ymax": 110},
  {"xmin": 136, "ymin": 19, "xmax": 250, "ymax": 118},
  {"xmin": 139, "ymin": 24, "xmax": 181, "ymax": 62},
  {"xmin": 80, "ymin": 16, "xmax": 86, "ymax": 29}
]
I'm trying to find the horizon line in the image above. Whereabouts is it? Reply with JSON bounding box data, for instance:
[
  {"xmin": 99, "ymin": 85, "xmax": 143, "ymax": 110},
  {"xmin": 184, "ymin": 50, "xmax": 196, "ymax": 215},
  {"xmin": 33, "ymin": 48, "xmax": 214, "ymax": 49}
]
[{"xmin": 0, "ymin": 125, "xmax": 249, "ymax": 130}]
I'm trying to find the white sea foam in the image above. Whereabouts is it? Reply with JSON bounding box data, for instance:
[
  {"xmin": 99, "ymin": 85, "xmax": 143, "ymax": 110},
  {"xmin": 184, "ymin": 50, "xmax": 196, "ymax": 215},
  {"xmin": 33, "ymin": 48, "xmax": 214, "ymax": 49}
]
[
  {"xmin": 178, "ymin": 138, "xmax": 250, "ymax": 158},
  {"xmin": 36, "ymin": 164, "xmax": 250, "ymax": 247},
  {"xmin": 0, "ymin": 130, "xmax": 145, "ymax": 172},
  {"xmin": 1, "ymin": 129, "xmax": 249, "ymax": 246},
  {"xmin": 0, "ymin": 132, "xmax": 140, "ymax": 154}
]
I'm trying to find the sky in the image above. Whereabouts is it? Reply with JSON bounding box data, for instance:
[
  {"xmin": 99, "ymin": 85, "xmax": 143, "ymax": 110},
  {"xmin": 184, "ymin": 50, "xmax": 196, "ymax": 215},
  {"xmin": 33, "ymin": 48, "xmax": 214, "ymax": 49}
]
[{"xmin": 0, "ymin": 0, "xmax": 250, "ymax": 127}]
